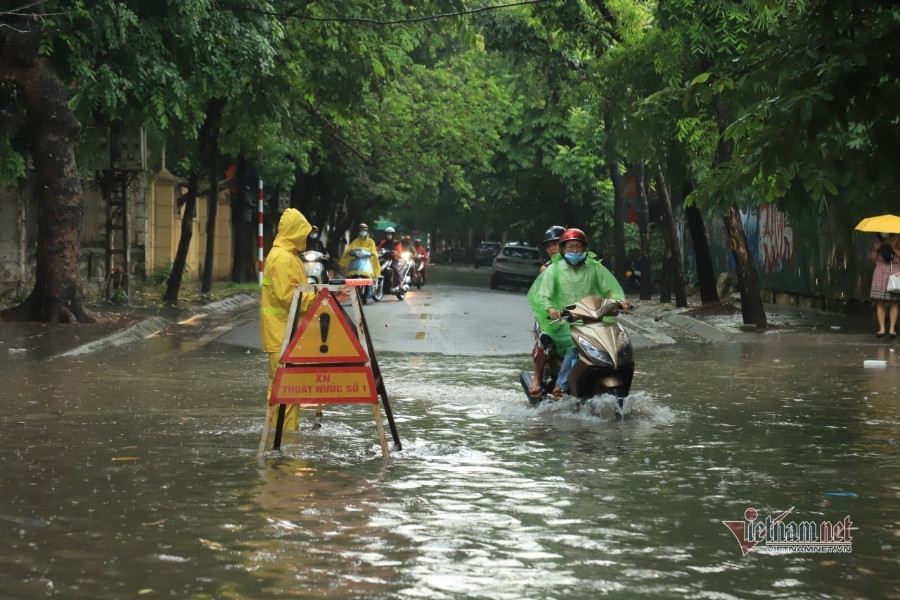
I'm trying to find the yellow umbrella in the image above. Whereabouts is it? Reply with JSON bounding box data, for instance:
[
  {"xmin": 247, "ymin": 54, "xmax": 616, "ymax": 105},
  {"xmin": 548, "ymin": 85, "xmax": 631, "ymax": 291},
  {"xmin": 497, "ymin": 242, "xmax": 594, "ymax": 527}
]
[{"xmin": 854, "ymin": 214, "xmax": 900, "ymax": 234}]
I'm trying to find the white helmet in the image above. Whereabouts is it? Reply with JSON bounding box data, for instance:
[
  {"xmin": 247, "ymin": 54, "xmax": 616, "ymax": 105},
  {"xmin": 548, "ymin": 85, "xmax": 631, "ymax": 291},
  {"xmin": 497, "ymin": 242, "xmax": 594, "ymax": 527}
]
[{"xmin": 385, "ymin": 227, "xmax": 395, "ymax": 233}]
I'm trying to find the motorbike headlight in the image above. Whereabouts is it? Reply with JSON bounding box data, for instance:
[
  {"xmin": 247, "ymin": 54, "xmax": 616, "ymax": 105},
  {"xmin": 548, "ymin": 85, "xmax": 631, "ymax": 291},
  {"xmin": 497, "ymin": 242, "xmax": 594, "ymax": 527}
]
[
  {"xmin": 577, "ymin": 336, "xmax": 614, "ymax": 367},
  {"xmin": 301, "ymin": 251, "xmax": 317, "ymax": 261},
  {"xmin": 401, "ymin": 251, "xmax": 411, "ymax": 260}
]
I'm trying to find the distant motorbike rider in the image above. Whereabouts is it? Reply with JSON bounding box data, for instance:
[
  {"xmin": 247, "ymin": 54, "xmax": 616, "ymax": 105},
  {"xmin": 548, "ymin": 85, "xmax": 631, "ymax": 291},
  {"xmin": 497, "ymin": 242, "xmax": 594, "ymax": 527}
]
[
  {"xmin": 540, "ymin": 225, "xmax": 566, "ymax": 272},
  {"xmin": 527, "ymin": 225, "xmax": 566, "ymax": 397},
  {"xmin": 413, "ymin": 238, "xmax": 430, "ymax": 283},
  {"xmin": 306, "ymin": 226, "xmax": 328, "ymax": 256},
  {"xmin": 400, "ymin": 235, "xmax": 415, "ymax": 258},
  {"xmin": 339, "ymin": 222, "xmax": 381, "ymax": 280},
  {"xmin": 527, "ymin": 227, "xmax": 628, "ymax": 396},
  {"xmin": 377, "ymin": 227, "xmax": 403, "ymax": 291}
]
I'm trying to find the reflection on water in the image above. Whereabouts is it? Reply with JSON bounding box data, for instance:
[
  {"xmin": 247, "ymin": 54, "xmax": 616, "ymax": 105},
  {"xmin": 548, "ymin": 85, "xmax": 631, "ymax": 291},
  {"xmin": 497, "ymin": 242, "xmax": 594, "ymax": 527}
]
[{"xmin": 0, "ymin": 338, "xmax": 898, "ymax": 599}]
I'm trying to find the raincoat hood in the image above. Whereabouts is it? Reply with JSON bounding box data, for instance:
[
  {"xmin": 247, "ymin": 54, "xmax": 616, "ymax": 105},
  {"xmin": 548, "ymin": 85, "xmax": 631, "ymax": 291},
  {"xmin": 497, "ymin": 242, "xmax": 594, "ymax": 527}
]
[{"xmin": 273, "ymin": 208, "xmax": 312, "ymax": 253}]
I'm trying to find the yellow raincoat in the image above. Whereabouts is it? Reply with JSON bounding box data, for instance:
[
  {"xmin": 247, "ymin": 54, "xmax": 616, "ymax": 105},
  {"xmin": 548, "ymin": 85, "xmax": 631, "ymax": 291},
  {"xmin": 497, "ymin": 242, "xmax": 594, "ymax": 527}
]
[
  {"xmin": 260, "ymin": 208, "xmax": 315, "ymax": 430},
  {"xmin": 338, "ymin": 234, "xmax": 381, "ymax": 279}
]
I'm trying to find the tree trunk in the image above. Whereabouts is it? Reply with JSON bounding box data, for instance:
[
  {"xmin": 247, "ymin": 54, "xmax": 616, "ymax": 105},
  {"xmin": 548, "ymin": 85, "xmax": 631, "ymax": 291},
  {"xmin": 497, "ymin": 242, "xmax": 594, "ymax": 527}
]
[
  {"xmin": 0, "ymin": 8, "xmax": 93, "ymax": 323},
  {"xmin": 655, "ymin": 166, "xmax": 687, "ymax": 307},
  {"xmin": 162, "ymin": 172, "xmax": 199, "ymax": 304},
  {"xmin": 724, "ymin": 204, "xmax": 768, "ymax": 328},
  {"xmin": 683, "ymin": 180, "xmax": 719, "ymax": 304},
  {"xmin": 604, "ymin": 111, "xmax": 627, "ymax": 282},
  {"xmin": 633, "ymin": 162, "xmax": 652, "ymax": 301},
  {"xmin": 714, "ymin": 97, "xmax": 767, "ymax": 328},
  {"xmin": 231, "ymin": 155, "xmax": 252, "ymax": 282},
  {"xmin": 201, "ymin": 98, "xmax": 226, "ymax": 293}
]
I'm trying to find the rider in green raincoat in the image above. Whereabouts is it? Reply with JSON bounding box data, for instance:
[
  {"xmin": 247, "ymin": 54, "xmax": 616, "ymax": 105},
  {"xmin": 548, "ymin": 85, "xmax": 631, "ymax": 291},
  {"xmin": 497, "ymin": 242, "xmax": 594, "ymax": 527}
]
[{"xmin": 527, "ymin": 228, "xmax": 625, "ymax": 392}]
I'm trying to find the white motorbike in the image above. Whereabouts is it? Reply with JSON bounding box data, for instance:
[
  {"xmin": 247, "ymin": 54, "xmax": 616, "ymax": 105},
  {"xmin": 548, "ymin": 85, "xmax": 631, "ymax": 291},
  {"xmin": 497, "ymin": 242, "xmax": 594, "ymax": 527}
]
[
  {"xmin": 301, "ymin": 250, "xmax": 330, "ymax": 284},
  {"xmin": 377, "ymin": 248, "xmax": 412, "ymax": 300}
]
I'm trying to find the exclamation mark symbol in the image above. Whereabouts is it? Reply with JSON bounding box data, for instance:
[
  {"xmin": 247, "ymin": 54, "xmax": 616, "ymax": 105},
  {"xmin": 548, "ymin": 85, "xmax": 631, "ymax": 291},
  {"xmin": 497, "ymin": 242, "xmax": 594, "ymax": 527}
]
[{"xmin": 319, "ymin": 313, "xmax": 330, "ymax": 354}]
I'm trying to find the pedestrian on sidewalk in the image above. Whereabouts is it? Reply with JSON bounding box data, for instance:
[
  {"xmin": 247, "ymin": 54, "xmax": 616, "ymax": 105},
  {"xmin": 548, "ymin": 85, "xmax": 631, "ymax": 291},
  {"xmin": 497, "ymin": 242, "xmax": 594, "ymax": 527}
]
[{"xmin": 869, "ymin": 233, "xmax": 900, "ymax": 338}]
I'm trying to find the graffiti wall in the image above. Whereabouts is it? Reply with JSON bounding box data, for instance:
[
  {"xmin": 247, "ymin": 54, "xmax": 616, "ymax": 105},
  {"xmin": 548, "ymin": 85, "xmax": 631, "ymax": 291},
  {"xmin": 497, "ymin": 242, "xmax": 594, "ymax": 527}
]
[{"xmin": 683, "ymin": 202, "xmax": 876, "ymax": 304}]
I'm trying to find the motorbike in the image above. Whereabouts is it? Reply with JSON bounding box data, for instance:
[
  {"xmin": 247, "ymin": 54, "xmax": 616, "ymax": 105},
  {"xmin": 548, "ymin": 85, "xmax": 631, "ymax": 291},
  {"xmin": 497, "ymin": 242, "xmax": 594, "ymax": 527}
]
[
  {"xmin": 519, "ymin": 296, "xmax": 635, "ymax": 412},
  {"xmin": 301, "ymin": 250, "xmax": 330, "ymax": 284},
  {"xmin": 624, "ymin": 261, "xmax": 641, "ymax": 293},
  {"xmin": 377, "ymin": 248, "xmax": 413, "ymax": 300},
  {"xmin": 411, "ymin": 252, "xmax": 427, "ymax": 289},
  {"xmin": 345, "ymin": 248, "xmax": 383, "ymax": 304}
]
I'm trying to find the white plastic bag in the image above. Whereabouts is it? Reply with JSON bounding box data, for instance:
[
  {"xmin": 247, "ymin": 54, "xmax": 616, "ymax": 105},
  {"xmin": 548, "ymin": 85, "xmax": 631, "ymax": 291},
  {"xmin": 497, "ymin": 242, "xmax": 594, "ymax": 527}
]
[{"xmin": 888, "ymin": 273, "xmax": 900, "ymax": 293}]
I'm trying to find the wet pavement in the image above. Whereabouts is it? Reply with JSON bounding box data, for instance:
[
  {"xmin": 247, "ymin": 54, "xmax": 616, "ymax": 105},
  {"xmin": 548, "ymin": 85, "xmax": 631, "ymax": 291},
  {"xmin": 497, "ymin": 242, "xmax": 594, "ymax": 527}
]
[{"xmin": 2, "ymin": 284, "xmax": 893, "ymax": 361}]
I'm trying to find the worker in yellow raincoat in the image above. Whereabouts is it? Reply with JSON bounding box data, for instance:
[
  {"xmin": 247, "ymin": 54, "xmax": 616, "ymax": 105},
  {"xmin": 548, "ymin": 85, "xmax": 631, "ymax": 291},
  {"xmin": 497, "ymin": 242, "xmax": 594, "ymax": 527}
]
[
  {"xmin": 338, "ymin": 222, "xmax": 381, "ymax": 279},
  {"xmin": 260, "ymin": 208, "xmax": 316, "ymax": 431}
]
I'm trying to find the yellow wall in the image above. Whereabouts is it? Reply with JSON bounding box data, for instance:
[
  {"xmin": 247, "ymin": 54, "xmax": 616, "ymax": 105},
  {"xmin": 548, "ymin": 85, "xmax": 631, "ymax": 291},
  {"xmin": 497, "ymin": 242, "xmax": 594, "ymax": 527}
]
[{"xmin": 149, "ymin": 169, "xmax": 232, "ymax": 281}]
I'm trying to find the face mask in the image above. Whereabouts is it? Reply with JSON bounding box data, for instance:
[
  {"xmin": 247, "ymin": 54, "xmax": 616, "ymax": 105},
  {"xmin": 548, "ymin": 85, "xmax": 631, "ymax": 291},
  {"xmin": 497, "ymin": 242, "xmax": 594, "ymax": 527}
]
[
  {"xmin": 564, "ymin": 252, "xmax": 587, "ymax": 265},
  {"xmin": 360, "ymin": 231, "xmax": 368, "ymax": 238},
  {"xmin": 310, "ymin": 233, "xmax": 318, "ymax": 240}
]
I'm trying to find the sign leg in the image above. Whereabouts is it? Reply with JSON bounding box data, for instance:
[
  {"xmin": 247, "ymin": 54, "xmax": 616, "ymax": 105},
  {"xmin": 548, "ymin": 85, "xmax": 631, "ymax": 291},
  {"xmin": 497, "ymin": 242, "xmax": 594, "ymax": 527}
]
[
  {"xmin": 257, "ymin": 404, "xmax": 277, "ymax": 456},
  {"xmin": 373, "ymin": 403, "xmax": 389, "ymax": 457},
  {"xmin": 273, "ymin": 404, "xmax": 286, "ymax": 451},
  {"xmin": 355, "ymin": 301, "xmax": 402, "ymax": 450}
]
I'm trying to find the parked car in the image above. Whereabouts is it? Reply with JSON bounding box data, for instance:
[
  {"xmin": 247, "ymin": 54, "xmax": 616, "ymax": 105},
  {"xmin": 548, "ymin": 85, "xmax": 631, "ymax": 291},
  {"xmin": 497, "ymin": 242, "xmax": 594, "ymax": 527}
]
[
  {"xmin": 489, "ymin": 243, "xmax": 543, "ymax": 290},
  {"xmin": 474, "ymin": 241, "xmax": 501, "ymax": 268}
]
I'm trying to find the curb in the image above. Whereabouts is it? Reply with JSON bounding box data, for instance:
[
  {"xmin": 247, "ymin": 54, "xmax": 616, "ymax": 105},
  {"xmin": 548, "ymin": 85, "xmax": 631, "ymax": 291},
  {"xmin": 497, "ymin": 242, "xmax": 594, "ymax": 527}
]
[
  {"xmin": 55, "ymin": 316, "xmax": 171, "ymax": 357},
  {"xmin": 53, "ymin": 293, "xmax": 259, "ymax": 358}
]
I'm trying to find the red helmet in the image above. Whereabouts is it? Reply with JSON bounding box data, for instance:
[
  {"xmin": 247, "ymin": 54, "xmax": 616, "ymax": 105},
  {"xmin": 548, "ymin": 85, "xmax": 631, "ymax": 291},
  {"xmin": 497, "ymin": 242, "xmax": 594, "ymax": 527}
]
[{"xmin": 559, "ymin": 228, "xmax": 587, "ymax": 246}]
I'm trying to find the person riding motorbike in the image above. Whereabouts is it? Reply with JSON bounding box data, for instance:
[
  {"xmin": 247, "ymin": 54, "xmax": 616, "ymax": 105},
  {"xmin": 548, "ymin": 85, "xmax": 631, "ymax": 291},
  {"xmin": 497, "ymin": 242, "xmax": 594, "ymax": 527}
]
[
  {"xmin": 376, "ymin": 227, "xmax": 403, "ymax": 292},
  {"xmin": 527, "ymin": 227, "xmax": 628, "ymax": 396},
  {"xmin": 540, "ymin": 225, "xmax": 566, "ymax": 273},
  {"xmin": 339, "ymin": 222, "xmax": 381, "ymax": 280},
  {"xmin": 306, "ymin": 226, "xmax": 328, "ymax": 255},
  {"xmin": 527, "ymin": 225, "xmax": 566, "ymax": 397},
  {"xmin": 413, "ymin": 238, "xmax": 430, "ymax": 283}
]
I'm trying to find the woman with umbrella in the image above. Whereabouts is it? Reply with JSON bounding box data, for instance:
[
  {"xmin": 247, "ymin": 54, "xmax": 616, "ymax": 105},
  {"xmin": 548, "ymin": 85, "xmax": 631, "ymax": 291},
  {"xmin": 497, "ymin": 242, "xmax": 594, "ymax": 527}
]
[
  {"xmin": 867, "ymin": 229, "xmax": 900, "ymax": 338},
  {"xmin": 856, "ymin": 215, "xmax": 900, "ymax": 337}
]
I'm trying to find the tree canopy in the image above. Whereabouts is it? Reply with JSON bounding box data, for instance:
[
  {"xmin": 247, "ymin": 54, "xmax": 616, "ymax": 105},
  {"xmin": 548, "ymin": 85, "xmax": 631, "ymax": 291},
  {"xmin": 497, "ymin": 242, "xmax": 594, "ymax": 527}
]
[{"xmin": 3, "ymin": 0, "xmax": 898, "ymax": 319}]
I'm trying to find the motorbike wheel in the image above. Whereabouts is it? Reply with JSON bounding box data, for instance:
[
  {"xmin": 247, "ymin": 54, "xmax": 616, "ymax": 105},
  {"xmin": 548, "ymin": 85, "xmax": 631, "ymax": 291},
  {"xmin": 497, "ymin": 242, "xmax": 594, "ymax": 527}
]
[{"xmin": 371, "ymin": 280, "xmax": 384, "ymax": 302}]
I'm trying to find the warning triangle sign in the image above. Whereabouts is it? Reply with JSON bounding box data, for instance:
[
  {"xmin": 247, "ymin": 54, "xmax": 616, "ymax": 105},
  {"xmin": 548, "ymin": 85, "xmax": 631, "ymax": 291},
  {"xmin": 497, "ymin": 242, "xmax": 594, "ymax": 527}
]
[{"xmin": 281, "ymin": 289, "xmax": 369, "ymax": 364}]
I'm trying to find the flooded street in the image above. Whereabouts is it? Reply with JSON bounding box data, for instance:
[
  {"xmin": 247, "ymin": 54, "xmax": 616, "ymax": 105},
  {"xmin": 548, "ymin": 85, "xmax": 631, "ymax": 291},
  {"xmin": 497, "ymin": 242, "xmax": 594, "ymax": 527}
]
[{"xmin": 2, "ymin": 295, "xmax": 899, "ymax": 599}]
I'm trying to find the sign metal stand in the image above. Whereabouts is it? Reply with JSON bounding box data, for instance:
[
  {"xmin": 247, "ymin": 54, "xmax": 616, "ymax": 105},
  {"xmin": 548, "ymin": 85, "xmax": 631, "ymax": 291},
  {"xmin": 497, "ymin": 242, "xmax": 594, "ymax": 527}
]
[{"xmin": 257, "ymin": 281, "xmax": 401, "ymax": 457}]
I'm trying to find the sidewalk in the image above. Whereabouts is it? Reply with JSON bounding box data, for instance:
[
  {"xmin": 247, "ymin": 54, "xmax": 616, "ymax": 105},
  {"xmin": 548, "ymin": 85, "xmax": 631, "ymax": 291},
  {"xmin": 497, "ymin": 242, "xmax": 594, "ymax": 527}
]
[
  {"xmin": 631, "ymin": 296, "xmax": 882, "ymax": 343},
  {"xmin": 1, "ymin": 293, "xmax": 259, "ymax": 359}
]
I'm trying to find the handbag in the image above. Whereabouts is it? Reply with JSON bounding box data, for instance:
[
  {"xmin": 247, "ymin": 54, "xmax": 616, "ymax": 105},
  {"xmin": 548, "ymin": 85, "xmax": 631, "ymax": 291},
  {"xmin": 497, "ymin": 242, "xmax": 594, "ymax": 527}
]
[{"xmin": 888, "ymin": 262, "xmax": 900, "ymax": 293}]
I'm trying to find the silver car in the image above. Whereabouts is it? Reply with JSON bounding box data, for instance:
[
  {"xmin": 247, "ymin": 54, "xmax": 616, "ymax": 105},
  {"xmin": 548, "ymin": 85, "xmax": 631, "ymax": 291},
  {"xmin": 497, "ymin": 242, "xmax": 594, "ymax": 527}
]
[{"xmin": 489, "ymin": 243, "xmax": 543, "ymax": 290}]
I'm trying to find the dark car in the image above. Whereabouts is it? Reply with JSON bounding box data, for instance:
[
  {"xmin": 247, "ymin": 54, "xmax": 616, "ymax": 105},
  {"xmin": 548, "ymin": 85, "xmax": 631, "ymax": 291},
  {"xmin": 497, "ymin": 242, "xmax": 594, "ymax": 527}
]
[
  {"xmin": 474, "ymin": 241, "xmax": 501, "ymax": 268},
  {"xmin": 489, "ymin": 243, "xmax": 543, "ymax": 290}
]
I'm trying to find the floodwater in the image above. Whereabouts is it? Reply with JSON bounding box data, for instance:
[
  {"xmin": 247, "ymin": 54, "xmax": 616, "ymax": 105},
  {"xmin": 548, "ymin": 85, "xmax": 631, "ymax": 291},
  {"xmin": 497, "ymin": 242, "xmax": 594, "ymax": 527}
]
[{"xmin": 1, "ymin": 334, "xmax": 899, "ymax": 599}]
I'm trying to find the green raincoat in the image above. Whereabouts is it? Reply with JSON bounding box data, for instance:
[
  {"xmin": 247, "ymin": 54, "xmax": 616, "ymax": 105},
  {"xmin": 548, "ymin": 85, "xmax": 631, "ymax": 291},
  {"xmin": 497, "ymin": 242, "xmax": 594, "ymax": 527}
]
[{"xmin": 527, "ymin": 256, "xmax": 625, "ymax": 355}]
